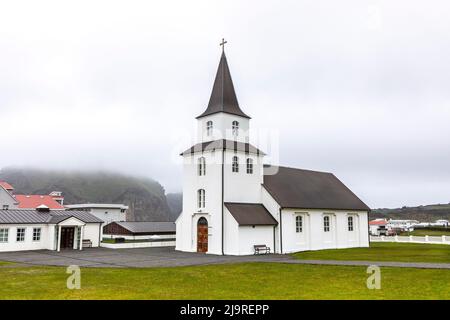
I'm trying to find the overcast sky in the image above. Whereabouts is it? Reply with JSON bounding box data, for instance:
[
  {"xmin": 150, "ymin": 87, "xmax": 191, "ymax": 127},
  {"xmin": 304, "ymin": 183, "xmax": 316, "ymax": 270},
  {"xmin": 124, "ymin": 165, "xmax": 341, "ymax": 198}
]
[{"xmin": 1, "ymin": 0, "xmax": 450, "ymax": 208}]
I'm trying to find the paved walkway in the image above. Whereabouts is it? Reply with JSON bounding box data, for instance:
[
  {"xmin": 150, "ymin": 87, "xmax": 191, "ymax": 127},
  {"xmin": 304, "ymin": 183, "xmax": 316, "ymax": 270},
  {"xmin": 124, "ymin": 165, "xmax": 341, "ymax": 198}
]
[
  {"xmin": 0, "ymin": 247, "xmax": 292, "ymax": 268},
  {"xmin": 0, "ymin": 247, "xmax": 449, "ymax": 269}
]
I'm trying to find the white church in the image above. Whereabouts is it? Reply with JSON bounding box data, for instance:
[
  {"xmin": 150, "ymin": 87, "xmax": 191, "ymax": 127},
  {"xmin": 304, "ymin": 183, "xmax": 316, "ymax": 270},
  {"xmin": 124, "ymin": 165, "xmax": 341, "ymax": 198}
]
[{"xmin": 175, "ymin": 46, "xmax": 370, "ymax": 255}]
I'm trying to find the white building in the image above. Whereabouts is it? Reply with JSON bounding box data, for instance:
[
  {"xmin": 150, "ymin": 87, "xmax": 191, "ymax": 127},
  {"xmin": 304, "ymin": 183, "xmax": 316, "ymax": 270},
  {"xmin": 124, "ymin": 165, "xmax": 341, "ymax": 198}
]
[
  {"xmin": 175, "ymin": 48, "xmax": 370, "ymax": 255},
  {"xmin": 65, "ymin": 203, "xmax": 128, "ymax": 225},
  {"xmin": 0, "ymin": 184, "xmax": 19, "ymax": 210},
  {"xmin": 0, "ymin": 208, "xmax": 103, "ymax": 252},
  {"xmin": 387, "ymin": 219, "xmax": 419, "ymax": 231}
]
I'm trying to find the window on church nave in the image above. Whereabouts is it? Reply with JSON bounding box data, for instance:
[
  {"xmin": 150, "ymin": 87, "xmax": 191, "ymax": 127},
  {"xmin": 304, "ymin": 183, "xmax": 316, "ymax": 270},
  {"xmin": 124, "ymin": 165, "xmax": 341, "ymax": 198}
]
[
  {"xmin": 246, "ymin": 158, "xmax": 253, "ymax": 174},
  {"xmin": 348, "ymin": 216, "xmax": 354, "ymax": 231},
  {"xmin": 206, "ymin": 121, "xmax": 213, "ymax": 136},
  {"xmin": 323, "ymin": 216, "xmax": 330, "ymax": 232},
  {"xmin": 232, "ymin": 121, "xmax": 239, "ymax": 136},
  {"xmin": 295, "ymin": 215, "xmax": 303, "ymax": 233},
  {"xmin": 197, "ymin": 189, "xmax": 205, "ymax": 208},
  {"xmin": 198, "ymin": 157, "xmax": 206, "ymax": 176},
  {"xmin": 232, "ymin": 156, "xmax": 239, "ymax": 172}
]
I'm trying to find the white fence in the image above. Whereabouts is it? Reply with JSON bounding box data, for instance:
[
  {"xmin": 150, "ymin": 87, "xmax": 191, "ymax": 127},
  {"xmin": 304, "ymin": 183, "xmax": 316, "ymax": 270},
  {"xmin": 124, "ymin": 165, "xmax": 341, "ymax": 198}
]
[
  {"xmin": 100, "ymin": 241, "xmax": 175, "ymax": 249},
  {"xmin": 370, "ymin": 235, "xmax": 450, "ymax": 245}
]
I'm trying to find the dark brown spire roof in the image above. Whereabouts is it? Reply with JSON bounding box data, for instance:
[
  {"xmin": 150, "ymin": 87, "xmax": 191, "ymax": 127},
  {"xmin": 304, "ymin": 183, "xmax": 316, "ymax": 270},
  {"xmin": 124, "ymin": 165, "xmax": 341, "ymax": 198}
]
[{"xmin": 197, "ymin": 52, "xmax": 250, "ymax": 119}]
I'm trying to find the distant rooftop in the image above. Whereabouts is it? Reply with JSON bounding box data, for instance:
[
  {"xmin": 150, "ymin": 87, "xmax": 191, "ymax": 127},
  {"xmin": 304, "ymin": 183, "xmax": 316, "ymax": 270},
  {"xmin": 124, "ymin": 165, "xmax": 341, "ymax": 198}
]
[
  {"xmin": 65, "ymin": 203, "xmax": 128, "ymax": 210},
  {"xmin": 15, "ymin": 194, "xmax": 64, "ymax": 210}
]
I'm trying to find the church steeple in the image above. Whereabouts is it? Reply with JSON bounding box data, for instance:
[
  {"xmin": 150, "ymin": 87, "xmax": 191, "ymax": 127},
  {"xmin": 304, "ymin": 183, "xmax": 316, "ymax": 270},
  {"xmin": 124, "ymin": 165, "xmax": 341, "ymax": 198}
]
[{"xmin": 196, "ymin": 50, "xmax": 250, "ymax": 119}]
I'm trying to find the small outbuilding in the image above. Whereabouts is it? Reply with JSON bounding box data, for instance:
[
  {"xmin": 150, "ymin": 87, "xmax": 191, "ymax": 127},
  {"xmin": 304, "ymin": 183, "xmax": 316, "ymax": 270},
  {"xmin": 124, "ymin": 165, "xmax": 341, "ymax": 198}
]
[{"xmin": 103, "ymin": 221, "xmax": 176, "ymax": 241}]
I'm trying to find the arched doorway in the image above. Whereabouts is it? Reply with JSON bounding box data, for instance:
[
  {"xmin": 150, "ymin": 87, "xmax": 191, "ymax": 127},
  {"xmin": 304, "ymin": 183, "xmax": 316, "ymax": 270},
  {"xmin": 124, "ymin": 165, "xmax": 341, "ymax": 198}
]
[{"xmin": 197, "ymin": 217, "xmax": 208, "ymax": 253}]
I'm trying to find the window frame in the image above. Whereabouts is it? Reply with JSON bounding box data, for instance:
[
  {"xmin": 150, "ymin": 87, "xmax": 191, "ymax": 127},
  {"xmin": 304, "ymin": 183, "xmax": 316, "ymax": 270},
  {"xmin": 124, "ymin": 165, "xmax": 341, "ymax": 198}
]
[
  {"xmin": 198, "ymin": 157, "xmax": 206, "ymax": 176},
  {"xmin": 295, "ymin": 215, "xmax": 303, "ymax": 233},
  {"xmin": 323, "ymin": 216, "xmax": 330, "ymax": 232},
  {"xmin": 32, "ymin": 228, "xmax": 42, "ymax": 242},
  {"xmin": 232, "ymin": 120, "xmax": 239, "ymax": 136},
  {"xmin": 246, "ymin": 158, "xmax": 253, "ymax": 174},
  {"xmin": 348, "ymin": 216, "xmax": 354, "ymax": 232},
  {"xmin": 197, "ymin": 189, "xmax": 205, "ymax": 209},
  {"xmin": 206, "ymin": 121, "xmax": 213, "ymax": 136},
  {"xmin": 16, "ymin": 227, "xmax": 26, "ymax": 242},
  {"xmin": 0, "ymin": 228, "xmax": 9, "ymax": 243},
  {"xmin": 232, "ymin": 156, "xmax": 239, "ymax": 173}
]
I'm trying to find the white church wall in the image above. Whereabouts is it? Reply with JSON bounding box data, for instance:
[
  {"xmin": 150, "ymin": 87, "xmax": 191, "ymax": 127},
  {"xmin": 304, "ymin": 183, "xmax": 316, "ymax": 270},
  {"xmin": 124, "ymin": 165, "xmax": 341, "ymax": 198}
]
[
  {"xmin": 178, "ymin": 151, "xmax": 224, "ymax": 254},
  {"xmin": 224, "ymin": 152, "xmax": 264, "ymax": 203},
  {"xmin": 281, "ymin": 209, "xmax": 370, "ymax": 253},
  {"xmin": 223, "ymin": 208, "xmax": 239, "ymax": 255},
  {"xmin": 0, "ymin": 224, "xmax": 50, "ymax": 252},
  {"xmin": 197, "ymin": 113, "xmax": 250, "ymax": 143},
  {"xmin": 261, "ymin": 187, "xmax": 281, "ymax": 253},
  {"xmin": 238, "ymin": 225, "xmax": 275, "ymax": 255}
]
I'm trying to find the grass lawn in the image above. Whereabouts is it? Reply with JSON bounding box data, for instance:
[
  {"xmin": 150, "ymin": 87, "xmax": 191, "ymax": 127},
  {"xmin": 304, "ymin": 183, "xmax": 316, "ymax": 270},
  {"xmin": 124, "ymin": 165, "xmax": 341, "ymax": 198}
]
[
  {"xmin": 400, "ymin": 229, "xmax": 450, "ymax": 236},
  {"xmin": 0, "ymin": 262, "xmax": 449, "ymax": 300},
  {"xmin": 293, "ymin": 242, "xmax": 450, "ymax": 263}
]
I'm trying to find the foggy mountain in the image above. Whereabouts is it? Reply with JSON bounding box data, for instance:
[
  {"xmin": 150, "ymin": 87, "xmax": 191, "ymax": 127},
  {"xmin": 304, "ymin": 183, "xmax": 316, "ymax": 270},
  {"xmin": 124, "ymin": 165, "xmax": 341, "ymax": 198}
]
[{"xmin": 0, "ymin": 167, "xmax": 182, "ymax": 222}]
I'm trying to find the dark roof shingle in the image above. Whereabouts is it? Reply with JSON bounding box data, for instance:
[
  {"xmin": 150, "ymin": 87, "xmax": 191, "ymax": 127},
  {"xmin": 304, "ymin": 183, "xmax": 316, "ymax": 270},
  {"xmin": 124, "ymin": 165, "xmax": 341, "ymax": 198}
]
[
  {"xmin": 263, "ymin": 166, "xmax": 370, "ymax": 211},
  {"xmin": 0, "ymin": 210, "xmax": 103, "ymax": 224},
  {"xmin": 197, "ymin": 52, "xmax": 250, "ymax": 119},
  {"xmin": 225, "ymin": 203, "xmax": 278, "ymax": 226},
  {"xmin": 106, "ymin": 221, "xmax": 176, "ymax": 234}
]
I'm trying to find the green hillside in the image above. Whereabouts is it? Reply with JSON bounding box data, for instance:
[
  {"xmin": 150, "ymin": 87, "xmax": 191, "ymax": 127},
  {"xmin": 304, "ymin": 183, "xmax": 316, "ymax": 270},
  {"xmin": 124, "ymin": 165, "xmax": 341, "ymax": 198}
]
[
  {"xmin": 371, "ymin": 204, "xmax": 450, "ymax": 222},
  {"xmin": 0, "ymin": 167, "xmax": 174, "ymax": 222}
]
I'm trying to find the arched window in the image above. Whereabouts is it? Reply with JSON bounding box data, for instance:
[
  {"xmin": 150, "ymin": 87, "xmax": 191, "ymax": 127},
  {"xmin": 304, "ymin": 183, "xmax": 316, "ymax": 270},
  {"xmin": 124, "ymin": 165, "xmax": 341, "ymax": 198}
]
[
  {"xmin": 323, "ymin": 216, "xmax": 330, "ymax": 232},
  {"xmin": 198, "ymin": 157, "xmax": 206, "ymax": 176},
  {"xmin": 206, "ymin": 121, "xmax": 213, "ymax": 136},
  {"xmin": 232, "ymin": 121, "xmax": 239, "ymax": 136},
  {"xmin": 197, "ymin": 189, "xmax": 205, "ymax": 208},
  {"xmin": 348, "ymin": 216, "xmax": 354, "ymax": 231},
  {"xmin": 246, "ymin": 158, "xmax": 253, "ymax": 174},
  {"xmin": 232, "ymin": 156, "xmax": 239, "ymax": 173},
  {"xmin": 295, "ymin": 216, "xmax": 303, "ymax": 233}
]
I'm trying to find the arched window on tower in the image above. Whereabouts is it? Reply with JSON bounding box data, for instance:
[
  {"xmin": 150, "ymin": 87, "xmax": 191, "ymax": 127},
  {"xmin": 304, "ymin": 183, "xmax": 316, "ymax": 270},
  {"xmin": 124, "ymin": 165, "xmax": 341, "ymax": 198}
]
[
  {"xmin": 198, "ymin": 157, "xmax": 206, "ymax": 176},
  {"xmin": 232, "ymin": 156, "xmax": 239, "ymax": 173},
  {"xmin": 246, "ymin": 158, "xmax": 253, "ymax": 174},
  {"xmin": 197, "ymin": 189, "xmax": 205, "ymax": 208},
  {"xmin": 232, "ymin": 121, "xmax": 239, "ymax": 137},
  {"xmin": 206, "ymin": 121, "xmax": 213, "ymax": 136}
]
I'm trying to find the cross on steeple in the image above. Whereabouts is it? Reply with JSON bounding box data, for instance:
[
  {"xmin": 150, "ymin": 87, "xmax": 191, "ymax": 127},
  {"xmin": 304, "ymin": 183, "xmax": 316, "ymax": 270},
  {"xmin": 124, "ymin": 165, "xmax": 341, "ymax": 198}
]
[{"xmin": 220, "ymin": 38, "xmax": 227, "ymax": 52}]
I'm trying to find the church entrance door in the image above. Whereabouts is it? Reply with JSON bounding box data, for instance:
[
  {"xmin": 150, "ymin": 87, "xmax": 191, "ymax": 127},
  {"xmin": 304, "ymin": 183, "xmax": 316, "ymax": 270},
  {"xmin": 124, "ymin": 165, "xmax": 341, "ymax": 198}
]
[{"xmin": 197, "ymin": 217, "xmax": 208, "ymax": 253}]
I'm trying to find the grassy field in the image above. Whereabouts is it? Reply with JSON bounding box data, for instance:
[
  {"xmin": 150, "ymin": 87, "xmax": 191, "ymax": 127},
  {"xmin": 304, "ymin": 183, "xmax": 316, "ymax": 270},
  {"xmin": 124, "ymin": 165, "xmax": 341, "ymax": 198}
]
[
  {"xmin": 0, "ymin": 262, "xmax": 449, "ymax": 300},
  {"xmin": 293, "ymin": 242, "xmax": 450, "ymax": 263},
  {"xmin": 400, "ymin": 229, "xmax": 450, "ymax": 236}
]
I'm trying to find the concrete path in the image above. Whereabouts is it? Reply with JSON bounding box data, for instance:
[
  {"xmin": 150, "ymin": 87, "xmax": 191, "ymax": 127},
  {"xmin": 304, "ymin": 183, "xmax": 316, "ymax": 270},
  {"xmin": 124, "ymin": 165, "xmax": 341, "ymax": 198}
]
[
  {"xmin": 0, "ymin": 247, "xmax": 449, "ymax": 269},
  {"xmin": 0, "ymin": 247, "xmax": 292, "ymax": 268}
]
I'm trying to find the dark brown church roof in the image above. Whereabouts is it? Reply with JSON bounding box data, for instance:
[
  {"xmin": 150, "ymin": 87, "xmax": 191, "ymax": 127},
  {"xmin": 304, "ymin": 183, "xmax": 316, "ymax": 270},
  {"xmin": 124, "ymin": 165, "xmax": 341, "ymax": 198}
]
[
  {"xmin": 181, "ymin": 139, "xmax": 265, "ymax": 156},
  {"xmin": 225, "ymin": 203, "xmax": 278, "ymax": 226},
  {"xmin": 263, "ymin": 166, "xmax": 370, "ymax": 211},
  {"xmin": 197, "ymin": 52, "xmax": 250, "ymax": 119}
]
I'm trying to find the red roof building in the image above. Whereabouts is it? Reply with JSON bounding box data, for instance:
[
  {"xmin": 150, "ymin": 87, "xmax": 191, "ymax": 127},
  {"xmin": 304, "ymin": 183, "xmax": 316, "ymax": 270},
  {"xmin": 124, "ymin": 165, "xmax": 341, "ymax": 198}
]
[
  {"xmin": 15, "ymin": 195, "xmax": 65, "ymax": 210},
  {"xmin": 369, "ymin": 219, "xmax": 388, "ymax": 226},
  {"xmin": 0, "ymin": 180, "xmax": 14, "ymax": 192}
]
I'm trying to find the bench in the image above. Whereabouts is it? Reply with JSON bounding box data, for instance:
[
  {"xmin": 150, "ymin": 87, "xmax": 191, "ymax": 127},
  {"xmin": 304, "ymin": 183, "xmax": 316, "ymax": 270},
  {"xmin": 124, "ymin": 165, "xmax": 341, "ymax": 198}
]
[
  {"xmin": 254, "ymin": 244, "xmax": 271, "ymax": 255},
  {"xmin": 82, "ymin": 239, "xmax": 92, "ymax": 248}
]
